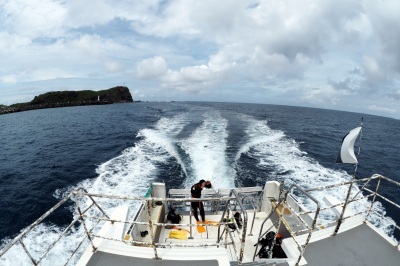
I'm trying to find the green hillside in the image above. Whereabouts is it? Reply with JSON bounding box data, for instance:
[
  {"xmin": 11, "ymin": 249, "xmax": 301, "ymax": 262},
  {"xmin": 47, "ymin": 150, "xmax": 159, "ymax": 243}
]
[
  {"xmin": 1, "ymin": 86, "xmax": 134, "ymax": 115},
  {"xmin": 30, "ymin": 86, "xmax": 133, "ymax": 104}
]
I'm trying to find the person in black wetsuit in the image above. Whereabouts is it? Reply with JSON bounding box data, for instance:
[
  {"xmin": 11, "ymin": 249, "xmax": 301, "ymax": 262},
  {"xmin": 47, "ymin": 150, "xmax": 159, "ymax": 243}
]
[{"xmin": 190, "ymin": 179, "xmax": 212, "ymax": 222}]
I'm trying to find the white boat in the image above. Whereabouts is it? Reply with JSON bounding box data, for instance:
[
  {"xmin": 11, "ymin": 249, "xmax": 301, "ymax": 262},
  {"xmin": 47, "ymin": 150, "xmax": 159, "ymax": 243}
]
[{"xmin": 1, "ymin": 173, "xmax": 399, "ymax": 265}]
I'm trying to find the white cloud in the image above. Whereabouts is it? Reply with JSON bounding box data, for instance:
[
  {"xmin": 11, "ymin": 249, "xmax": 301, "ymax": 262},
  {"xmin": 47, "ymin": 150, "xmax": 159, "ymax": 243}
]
[
  {"xmin": 69, "ymin": 34, "xmax": 124, "ymax": 57},
  {"xmin": 130, "ymin": 1, "xmax": 245, "ymax": 39},
  {"xmin": 363, "ymin": 56, "xmax": 381, "ymax": 78},
  {"xmin": 344, "ymin": 13, "xmax": 373, "ymax": 40},
  {"xmin": 105, "ymin": 61, "xmax": 124, "ymax": 73},
  {"xmin": 173, "ymin": 65, "xmax": 213, "ymax": 82},
  {"xmin": 0, "ymin": 32, "xmax": 31, "ymax": 50},
  {"xmin": 1, "ymin": 0, "xmax": 400, "ymax": 118},
  {"xmin": 0, "ymin": 75, "xmax": 17, "ymax": 84},
  {"xmin": 0, "ymin": 33, "xmax": 130, "ymax": 84},
  {"xmin": 136, "ymin": 57, "xmax": 167, "ymax": 79},
  {"xmin": 29, "ymin": 69, "xmax": 77, "ymax": 81},
  {"xmin": 0, "ymin": 69, "xmax": 77, "ymax": 84},
  {"xmin": 161, "ymin": 64, "xmax": 215, "ymax": 92},
  {"xmin": 368, "ymin": 105, "xmax": 396, "ymax": 114},
  {"xmin": 63, "ymin": 0, "xmax": 118, "ymax": 28},
  {"xmin": 2, "ymin": 0, "xmax": 67, "ymax": 38},
  {"xmin": 298, "ymin": 86, "xmax": 339, "ymax": 105}
]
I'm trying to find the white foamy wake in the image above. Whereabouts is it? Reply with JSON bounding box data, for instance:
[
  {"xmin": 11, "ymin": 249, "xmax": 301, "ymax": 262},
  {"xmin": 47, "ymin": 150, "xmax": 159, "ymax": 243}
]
[
  {"xmin": 235, "ymin": 115, "xmax": 395, "ymax": 234},
  {"xmin": 0, "ymin": 113, "xmax": 190, "ymax": 266},
  {"xmin": 1, "ymin": 110, "xmax": 237, "ymax": 265},
  {"xmin": 2, "ymin": 110, "xmax": 394, "ymax": 265},
  {"xmin": 181, "ymin": 110, "xmax": 235, "ymax": 189}
]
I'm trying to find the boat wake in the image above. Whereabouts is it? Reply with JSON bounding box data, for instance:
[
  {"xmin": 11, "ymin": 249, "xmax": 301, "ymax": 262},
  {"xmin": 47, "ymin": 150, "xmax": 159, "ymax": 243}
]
[
  {"xmin": 181, "ymin": 110, "xmax": 234, "ymax": 188},
  {"xmin": 0, "ymin": 109, "xmax": 395, "ymax": 265},
  {"xmin": 233, "ymin": 115, "xmax": 395, "ymax": 234}
]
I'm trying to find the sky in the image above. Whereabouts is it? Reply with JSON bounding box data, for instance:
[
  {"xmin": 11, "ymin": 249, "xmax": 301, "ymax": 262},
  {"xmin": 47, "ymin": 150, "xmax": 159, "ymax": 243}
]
[{"xmin": 0, "ymin": 0, "xmax": 399, "ymax": 119}]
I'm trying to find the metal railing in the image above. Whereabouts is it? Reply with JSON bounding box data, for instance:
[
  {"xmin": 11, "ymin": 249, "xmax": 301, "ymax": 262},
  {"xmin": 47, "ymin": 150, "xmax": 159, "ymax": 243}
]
[
  {"xmin": 240, "ymin": 194, "xmax": 258, "ymax": 236},
  {"xmin": 252, "ymin": 184, "xmax": 320, "ymax": 264},
  {"xmin": 1, "ymin": 174, "xmax": 398, "ymax": 265},
  {"xmin": 254, "ymin": 174, "xmax": 400, "ymax": 265},
  {"xmin": 303, "ymin": 174, "xmax": 400, "ymax": 237},
  {"xmin": 0, "ymin": 188, "xmax": 249, "ymax": 265},
  {"xmin": 0, "ymin": 188, "xmax": 108, "ymax": 265},
  {"xmin": 252, "ymin": 197, "xmax": 283, "ymax": 261},
  {"xmin": 216, "ymin": 189, "xmax": 248, "ymax": 266},
  {"xmin": 285, "ymin": 185, "xmax": 320, "ymax": 266}
]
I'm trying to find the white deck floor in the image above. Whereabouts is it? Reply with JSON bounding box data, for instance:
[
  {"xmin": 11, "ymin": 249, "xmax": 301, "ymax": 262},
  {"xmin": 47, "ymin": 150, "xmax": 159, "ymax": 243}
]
[{"xmin": 158, "ymin": 211, "xmax": 274, "ymax": 263}]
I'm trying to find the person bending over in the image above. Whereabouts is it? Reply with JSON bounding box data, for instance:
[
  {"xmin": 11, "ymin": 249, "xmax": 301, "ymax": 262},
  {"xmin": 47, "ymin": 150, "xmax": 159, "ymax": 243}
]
[{"xmin": 190, "ymin": 179, "xmax": 212, "ymax": 222}]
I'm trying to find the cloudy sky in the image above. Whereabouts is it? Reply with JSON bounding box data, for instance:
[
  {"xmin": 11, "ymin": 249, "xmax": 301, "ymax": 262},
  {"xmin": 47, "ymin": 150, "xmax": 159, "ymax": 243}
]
[{"xmin": 1, "ymin": 0, "xmax": 399, "ymax": 118}]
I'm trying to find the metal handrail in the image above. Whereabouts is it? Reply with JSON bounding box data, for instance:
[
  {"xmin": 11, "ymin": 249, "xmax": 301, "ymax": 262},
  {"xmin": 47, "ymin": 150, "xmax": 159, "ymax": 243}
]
[
  {"xmin": 252, "ymin": 206, "xmax": 283, "ymax": 261},
  {"xmin": 64, "ymin": 218, "xmax": 102, "ymax": 266},
  {"xmin": 0, "ymin": 192, "xmax": 73, "ymax": 258},
  {"xmin": 240, "ymin": 194, "xmax": 258, "ymax": 236},
  {"xmin": 0, "ymin": 189, "xmax": 243, "ymax": 265},
  {"xmin": 2, "ymin": 175, "xmax": 399, "ymax": 265},
  {"xmin": 303, "ymin": 174, "xmax": 400, "ymax": 233},
  {"xmin": 283, "ymin": 191, "xmax": 376, "ymax": 233},
  {"xmin": 287, "ymin": 184, "xmax": 320, "ymax": 266},
  {"xmin": 252, "ymin": 184, "xmax": 320, "ymax": 265},
  {"xmin": 230, "ymin": 189, "xmax": 248, "ymax": 266},
  {"xmin": 303, "ymin": 176, "xmax": 380, "ymax": 193},
  {"xmin": 216, "ymin": 189, "xmax": 248, "ymax": 266},
  {"xmin": 81, "ymin": 192, "xmax": 235, "ymax": 202},
  {"xmin": 254, "ymin": 175, "xmax": 400, "ymax": 264},
  {"xmin": 83, "ymin": 214, "xmax": 237, "ymax": 229}
]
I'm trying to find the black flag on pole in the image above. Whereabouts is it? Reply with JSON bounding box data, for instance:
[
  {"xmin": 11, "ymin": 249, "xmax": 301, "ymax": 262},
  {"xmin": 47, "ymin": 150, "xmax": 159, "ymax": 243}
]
[{"xmin": 336, "ymin": 127, "xmax": 362, "ymax": 164}]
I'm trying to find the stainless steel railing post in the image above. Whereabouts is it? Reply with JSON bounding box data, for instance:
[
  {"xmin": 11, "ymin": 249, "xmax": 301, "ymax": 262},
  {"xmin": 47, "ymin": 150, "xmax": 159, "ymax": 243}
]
[
  {"xmin": 189, "ymin": 203, "xmax": 194, "ymax": 239},
  {"xmin": 76, "ymin": 196, "xmax": 97, "ymax": 252},
  {"xmin": 19, "ymin": 239, "xmax": 37, "ymax": 265},
  {"xmin": 229, "ymin": 189, "xmax": 248, "ymax": 266},
  {"xmin": 241, "ymin": 195, "xmax": 257, "ymax": 236},
  {"xmin": 146, "ymin": 200, "xmax": 161, "ymax": 260},
  {"xmin": 288, "ymin": 185, "xmax": 320, "ymax": 266},
  {"xmin": 365, "ymin": 175, "xmax": 382, "ymax": 221}
]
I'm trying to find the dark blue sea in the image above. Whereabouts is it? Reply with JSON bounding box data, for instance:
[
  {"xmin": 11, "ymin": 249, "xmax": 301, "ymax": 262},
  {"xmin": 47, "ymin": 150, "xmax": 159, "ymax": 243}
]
[{"xmin": 0, "ymin": 102, "xmax": 399, "ymax": 264}]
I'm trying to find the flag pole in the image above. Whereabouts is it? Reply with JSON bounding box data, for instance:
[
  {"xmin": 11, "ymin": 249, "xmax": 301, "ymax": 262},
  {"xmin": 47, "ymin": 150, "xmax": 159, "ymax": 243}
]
[{"xmin": 332, "ymin": 117, "xmax": 363, "ymax": 236}]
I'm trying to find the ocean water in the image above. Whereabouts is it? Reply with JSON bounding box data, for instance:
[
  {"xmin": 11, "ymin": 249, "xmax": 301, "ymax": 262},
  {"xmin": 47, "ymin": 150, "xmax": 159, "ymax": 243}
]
[{"xmin": 0, "ymin": 102, "xmax": 399, "ymax": 264}]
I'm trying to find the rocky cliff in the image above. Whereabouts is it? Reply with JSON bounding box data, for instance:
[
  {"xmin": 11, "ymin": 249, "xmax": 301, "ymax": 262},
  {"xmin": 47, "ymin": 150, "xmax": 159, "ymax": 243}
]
[{"xmin": 0, "ymin": 86, "xmax": 134, "ymax": 115}]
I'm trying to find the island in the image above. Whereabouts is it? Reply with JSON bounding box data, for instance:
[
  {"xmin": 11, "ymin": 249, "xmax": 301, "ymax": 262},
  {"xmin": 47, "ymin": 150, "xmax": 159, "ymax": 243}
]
[{"xmin": 0, "ymin": 86, "xmax": 134, "ymax": 115}]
